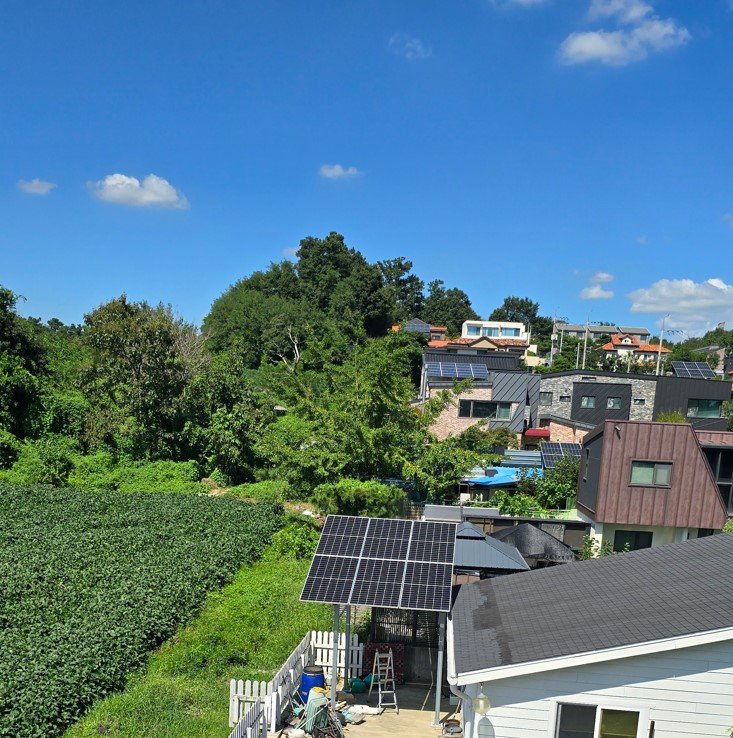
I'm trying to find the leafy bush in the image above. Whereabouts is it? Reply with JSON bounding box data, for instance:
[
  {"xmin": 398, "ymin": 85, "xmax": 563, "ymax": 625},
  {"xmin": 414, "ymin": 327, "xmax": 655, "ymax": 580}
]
[
  {"xmin": 263, "ymin": 518, "xmax": 321, "ymax": 560},
  {"xmin": 228, "ymin": 479, "xmax": 291, "ymax": 503},
  {"xmin": 0, "ymin": 428, "xmax": 20, "ymax": 468},
  {"xmin": 488, "ymin": 489, "xmax": 544, "ymax": 516},
  {"xmin": 0, "ymin": 435, "xmax": 79, "ymax": 485},
  {"xmin": 724, "ymin": 518, "xmax": 733, "ymax": 533},
  {"xmin": 657, "ymin": 410, "xmax": 688, "ymax": 423},
  {"xmin": 0, "ymin": 484, "xmax": 283, "ymax": 737},
  {"xmin": 113, "ymin": 460, "xmax": 205, "ymax": 494},
  {"xmin": 312, "ymin": 478, "xmax": 404, "ymax": 518}
]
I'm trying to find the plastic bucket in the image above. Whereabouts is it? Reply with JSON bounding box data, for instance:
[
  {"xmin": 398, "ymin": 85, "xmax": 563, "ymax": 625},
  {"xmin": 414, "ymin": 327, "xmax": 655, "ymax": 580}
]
[{"xmin": 299, "ymin": 666, "xmax": 325, "ymax": 703}]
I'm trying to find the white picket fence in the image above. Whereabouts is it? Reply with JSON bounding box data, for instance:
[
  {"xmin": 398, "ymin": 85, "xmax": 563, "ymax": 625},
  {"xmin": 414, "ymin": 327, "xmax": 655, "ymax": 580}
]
[{"xmin": 228, "ymin": 630, "xmax": 363, "ymax": 736}]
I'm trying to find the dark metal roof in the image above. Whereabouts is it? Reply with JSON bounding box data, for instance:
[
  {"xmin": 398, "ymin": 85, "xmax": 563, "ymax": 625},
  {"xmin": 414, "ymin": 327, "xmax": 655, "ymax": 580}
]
[
  {"xmin": 451, "ymin": 534, "xmax": 733, "ymax": 677},
  {"xmin": 423, "ymin": 351, "xmax": 521, "ymax": 372},
  {"xmin": 454, "ymin": 522, "xmax": 529, "ymax": 572},
  {"xmin": 491, "ymin": 523, "xmax": 578, "ymax": 563}
]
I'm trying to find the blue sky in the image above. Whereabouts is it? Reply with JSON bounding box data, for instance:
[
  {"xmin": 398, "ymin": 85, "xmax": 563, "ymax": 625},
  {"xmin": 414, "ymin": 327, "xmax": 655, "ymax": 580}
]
[{"xmin": 2, "ymin": 0, "xmax": 733, "ymax": 336}]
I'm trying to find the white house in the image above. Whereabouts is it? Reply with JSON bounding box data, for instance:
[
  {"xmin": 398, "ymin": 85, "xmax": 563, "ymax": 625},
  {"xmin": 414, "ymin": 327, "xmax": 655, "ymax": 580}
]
[
  {"xmin": 447, "ymin": 534, "xmax": 733, "ymax": 738},
  {"xmin": 461, "ymin": 320, "xmax": 540, "ymax": 365}
]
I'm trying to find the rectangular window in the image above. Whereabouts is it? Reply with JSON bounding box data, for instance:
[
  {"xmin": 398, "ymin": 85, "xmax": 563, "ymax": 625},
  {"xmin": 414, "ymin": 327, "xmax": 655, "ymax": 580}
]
[
  {"xmin": 613, "ymin": 530, "xmax": 653, "ymax": 552},
  {"xmin": 556, "ymin": 704, "xmax": 640, "ymax": 738},
  {"xmin": 607, "ymin": 397, "xmax": 622, "ymax": 409},
  {"xmin": 630, "ymin": 460, "xmax": 672, "ymax": 486},
  {"xmin": 458, "ymin": 400, "xmax": 511, "ymax": 420},
  {"xmin": 632, "ymin": 398, "xmax": 646, "ymax": 406},
  {"xmin": 503, "ymin": 327, "xmax": 520, "ymax": 337},
  {"xmin": 466, "ymin": 325, "xmax": 480, "ymax": 336},
  {"xmin": 560, "ymin": 395, "xmax": 571, "ymax": 403},
  {"xmin": 481, "ymin": 327, "xmax": 499, "ymax": 337},
  {"xmin": 687, "ymin": 399, "xmax": 722, "ymax": 418},
  {"xmin": 581, "ymin": 396, "xmax": 596, "ymax": 409},
  {"xmin": 539, "ymin": 391, "xmax": 553, "ymax": 406}
]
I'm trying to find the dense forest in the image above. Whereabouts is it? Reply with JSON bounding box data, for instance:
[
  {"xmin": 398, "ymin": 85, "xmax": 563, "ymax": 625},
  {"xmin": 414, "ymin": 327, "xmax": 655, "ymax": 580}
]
[{"xmin": 0, "ymin": 232, "xmax": 531, "ymax": 510}]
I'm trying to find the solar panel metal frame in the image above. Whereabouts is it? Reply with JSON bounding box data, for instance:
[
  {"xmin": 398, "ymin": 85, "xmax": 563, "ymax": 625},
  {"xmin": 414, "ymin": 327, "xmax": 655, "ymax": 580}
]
[
  {"xmin": 671, "ymin": 361, "xmax": 715, "ymax": 379},
  {"xmin": 300, "ymin": 515, "xmax": 456, "ymax": 612}
]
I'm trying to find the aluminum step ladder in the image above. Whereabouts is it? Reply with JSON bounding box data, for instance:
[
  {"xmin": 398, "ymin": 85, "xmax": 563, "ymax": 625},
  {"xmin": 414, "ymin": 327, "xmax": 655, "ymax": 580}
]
[{"xmin": 368, "ymin": 648, "xmax": 398, "ymax": 712}]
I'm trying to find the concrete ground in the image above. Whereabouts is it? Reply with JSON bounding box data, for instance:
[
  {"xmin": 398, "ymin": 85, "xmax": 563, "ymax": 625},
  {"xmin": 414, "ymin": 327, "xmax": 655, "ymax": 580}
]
[{"xmin": 343, "ymin": 683, "xmax": 459, "ymax": 738}]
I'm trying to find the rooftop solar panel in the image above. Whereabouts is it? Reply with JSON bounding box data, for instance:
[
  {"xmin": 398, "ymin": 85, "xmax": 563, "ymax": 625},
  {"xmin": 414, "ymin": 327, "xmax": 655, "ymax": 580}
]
[
  {"xmin": 540, "ymin": 442, "xmax": 582, "ymax": 470},
  {"xmin": 301, "ymin": 515, "xmax": 456, "ymax": 612},
  {"xmin": 671, "ymin": 361, "xmax": 716, "ymax": 379},
  {"xmin": 425, "ymin": 361, "xmax": 490, "ymax": 380}
]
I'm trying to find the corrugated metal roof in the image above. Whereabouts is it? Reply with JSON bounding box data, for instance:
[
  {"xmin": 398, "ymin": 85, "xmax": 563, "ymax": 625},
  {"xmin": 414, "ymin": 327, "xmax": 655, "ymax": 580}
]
[
  {"xmin": 501, "ymin": 450, "xmax": 542, "ymax": 468},
  {"xmin": 491, "ymin": 523, "xmax": 577, "ymax": 563},
  {"xmin": 451, "ymin": 533, "xmax": 733, "ymax": 676},
  {"xmin": 454, "ymin": 521, "xmax": 529, "ymax": 572}
]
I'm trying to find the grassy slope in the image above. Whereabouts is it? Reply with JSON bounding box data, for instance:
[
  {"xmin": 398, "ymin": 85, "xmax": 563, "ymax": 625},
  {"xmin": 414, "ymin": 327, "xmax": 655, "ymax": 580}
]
[{"xmin": 65, "ymin": 559, "xmax": 331, "ymax": 738}]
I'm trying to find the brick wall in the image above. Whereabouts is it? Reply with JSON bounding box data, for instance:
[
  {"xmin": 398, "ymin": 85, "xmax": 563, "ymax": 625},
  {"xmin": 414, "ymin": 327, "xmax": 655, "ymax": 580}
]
[{"xmin": 430, "ymin": 387, "xmax": 493, "ymax": 440}]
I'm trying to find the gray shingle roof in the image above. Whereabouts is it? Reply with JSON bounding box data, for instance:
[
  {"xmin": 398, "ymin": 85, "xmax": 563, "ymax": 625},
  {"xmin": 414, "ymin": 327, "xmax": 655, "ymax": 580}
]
[
  {"xmin": 454, "ymin": 522, "xmax": 529, "ymax": 572},
  {"xmin": 491, "ymin": 523, "xmax": 578, "ymax": 563},
  {"xmin": 451, "ymin": 534, "xmax": 733, "ymax": 677}
]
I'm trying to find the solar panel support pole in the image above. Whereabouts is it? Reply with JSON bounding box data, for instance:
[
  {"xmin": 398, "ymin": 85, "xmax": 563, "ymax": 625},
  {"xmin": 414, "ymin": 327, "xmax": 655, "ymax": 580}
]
[
  {"xmin": 343, "ymin": 605, "xmax": 351, "ymax": 685},
  {"xmin": 331, "ymin": 604, "xmax": 339, "ymax": 707},
  {"xmin": 432, "ymin": 612, "xmax": 447, "ymax": 727}
]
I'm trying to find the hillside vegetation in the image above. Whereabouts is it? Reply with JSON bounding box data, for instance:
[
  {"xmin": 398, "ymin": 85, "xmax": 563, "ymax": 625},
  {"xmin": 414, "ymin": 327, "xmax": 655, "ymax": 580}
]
[{"xmin": 0, "ymin": 484, "xmax": 282, "ymax": 737}]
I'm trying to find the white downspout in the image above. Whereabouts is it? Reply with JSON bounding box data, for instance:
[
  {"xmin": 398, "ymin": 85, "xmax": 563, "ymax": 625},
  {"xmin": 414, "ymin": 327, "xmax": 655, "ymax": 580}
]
[{"xmin": 450, "ymin": 685, "xmax": 474, "ymax": 738}]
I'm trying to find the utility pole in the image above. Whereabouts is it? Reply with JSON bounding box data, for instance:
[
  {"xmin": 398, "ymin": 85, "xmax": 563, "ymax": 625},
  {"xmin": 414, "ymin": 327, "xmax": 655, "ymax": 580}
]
[
  {"xmin": 575, "ymin": 341, "xmax": 581, "ymax": 369},
  {"xmin": 656, "ymin": 314, "xmax": 670, "ymax": 376},
  {"xmin": 581, "ymin": 317, "xmax": 589, "ymax": 370}
]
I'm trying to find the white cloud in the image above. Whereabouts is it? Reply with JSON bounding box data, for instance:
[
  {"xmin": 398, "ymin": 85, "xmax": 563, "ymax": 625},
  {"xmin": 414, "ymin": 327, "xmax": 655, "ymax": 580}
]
[
  {"xmin": 580, "ymin": 284, "xmax": 615, "ymax": 299},
  {"xmin": 591, "ymin": 271, "xmax": 615, "ymax": 284},
  {"xmin": 589, "ymin": 0, "xmax": 652, "ymax": 24},
  {"xmin": 17, "ymin": 178, "xmax": 57, "ymax": 196},
  {"xmin": 628, "ymin": 277, "xmax": 733, "ymax": 334},
  {"xmin": 282, "ymin": 247, "xmax": 298, "ymax": 259},
  {"xmin": 319, "ymin": 164, "xmax": 360, "ymax": 180},
  {"xmin": 89, "ymin": 173, "xmax": 189, "ymax": 209},
  {"xmin": 560, "ymin": 1, "xmax": 689, "ymax": 66},
  {"xmin": 388, "ymin": 33, "xmax": 432, "ymax": 61}
]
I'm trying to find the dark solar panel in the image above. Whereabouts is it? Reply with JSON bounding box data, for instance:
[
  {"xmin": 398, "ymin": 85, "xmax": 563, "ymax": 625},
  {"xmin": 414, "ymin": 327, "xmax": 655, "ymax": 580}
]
[
  {"xmin": 541, "ymin": 442, "xmax": 582, "ymax": 470},
  {"xmin": 425, "ymin": 361, "xmax": 489, "ymax": 380},
  {"xmin": 301, "ymin": 516, "xmax": 456, "ymax": 612},
  {"xmin": 671, "ymin": 361, "xmax": 715, "ymax": 379}
]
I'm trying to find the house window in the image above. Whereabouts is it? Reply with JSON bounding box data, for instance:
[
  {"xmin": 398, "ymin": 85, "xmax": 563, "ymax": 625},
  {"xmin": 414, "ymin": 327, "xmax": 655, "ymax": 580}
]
[
  {"xmin": 466, "ymin": 325, "xmax": 480, "ymax": 336},
  {"xmin": 556, "ymin": 704, "xmax": 640, "ymax": 738},
  {"xmin": 457, "ymin": 400, "xmax": 511, "ymax": 420},
  {"xmin": 686, "ymin": 399, "xmax": 722, "ymax": 418},
  {"xmin": 503, "ymin": 327, "xmax": 520, "ymax": 337},
  {"xmin": 481, "ymin": 327, "xmax": 499, "ymax": 337},
  {"xmin": 580, "ymin": 396, "xmax": 595, "ymax": 409},
  {"xmin": 582, "ymin": 448, "xmax": 590, "ymax": 483},
  {"xmin": 581, "ymin": 376, "xmax": 597, "ymax": 382},
  {"xmin": 630, "ymin": 460, "xmax": 672, "ymax": 486},
  {"xmin": 632, "ymin": 398, "xmax": 645, "ymax": 406},
  {"xmin": 559, "ymin": 395, "xmax": 571, "ymax": 403},
  {"xmin": 539, "ymin": 392, "xmax": 553, "ymax": 406},
  {"xmin": 607, "ymin": 397, "xmax": 622, "ymax": 409},
  {"xmin": 613, "ymin": 530, "xmax": 653, "ymax": 552}
]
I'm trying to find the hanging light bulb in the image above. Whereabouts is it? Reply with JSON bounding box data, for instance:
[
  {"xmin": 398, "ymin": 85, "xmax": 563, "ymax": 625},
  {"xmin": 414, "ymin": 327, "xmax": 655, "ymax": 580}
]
[{"xmin": 472, "ymin": 683, "xmax": 491, "ymax": 715}]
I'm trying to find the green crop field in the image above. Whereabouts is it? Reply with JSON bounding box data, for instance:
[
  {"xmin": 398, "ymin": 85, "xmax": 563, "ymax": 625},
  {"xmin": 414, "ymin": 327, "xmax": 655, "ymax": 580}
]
[{"xmin": 0, "ymin": 484, "xmax": 282, "ymax": 738}]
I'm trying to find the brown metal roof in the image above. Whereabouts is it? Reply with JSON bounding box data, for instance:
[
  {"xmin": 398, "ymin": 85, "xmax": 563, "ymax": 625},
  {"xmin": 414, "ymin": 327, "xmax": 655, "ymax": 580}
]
[
  {"xmin": 591, "ymin": 420, "xmax": 727, "ymax": 529},
  {"xmin": 696, "ymin": 430, "xmax": 733, "ymax": 447}
]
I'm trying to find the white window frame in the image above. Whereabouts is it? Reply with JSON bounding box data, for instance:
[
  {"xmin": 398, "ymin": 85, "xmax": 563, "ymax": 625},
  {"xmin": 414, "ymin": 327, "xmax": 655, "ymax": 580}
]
[{"xmin": 548, "ymin": 695, "xmax": 650, "ymax": 738}]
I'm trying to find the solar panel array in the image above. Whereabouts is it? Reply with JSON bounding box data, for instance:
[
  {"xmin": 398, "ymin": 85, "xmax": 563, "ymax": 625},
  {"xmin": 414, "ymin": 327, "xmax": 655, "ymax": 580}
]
[
  {"xmin": 540, "ymin": 442, "xmax": 582, "ymax": 470},
  {"xmin": 671, "ymin": 361, "xmax": 716, "ymax": 379},
  {"xmin": 300, "ymin": 515, "xmax": 456, "ymax": 612},
  {"xmin": 424, "ymin": 361, "xmax": 490, "ymax": 380}
]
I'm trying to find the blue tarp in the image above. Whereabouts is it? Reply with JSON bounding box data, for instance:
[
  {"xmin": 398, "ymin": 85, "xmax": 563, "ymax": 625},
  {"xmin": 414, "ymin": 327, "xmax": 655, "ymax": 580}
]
[{"xmin": 464, "ymin": 466, "xmax": 543, "ymax": 488}]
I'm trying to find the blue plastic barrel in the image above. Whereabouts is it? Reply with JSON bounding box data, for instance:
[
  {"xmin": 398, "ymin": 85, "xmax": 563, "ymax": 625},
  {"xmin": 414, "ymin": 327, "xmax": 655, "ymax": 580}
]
[{"xmin": 299, "ymin": 666, "xmax": 325, "ymax": 703}]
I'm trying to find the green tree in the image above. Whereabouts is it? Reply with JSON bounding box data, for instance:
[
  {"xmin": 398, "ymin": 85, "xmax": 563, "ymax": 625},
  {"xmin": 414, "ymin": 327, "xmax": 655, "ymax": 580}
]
[
  {"xmin": 422, "ymin": 280, "xmax": 480, "ymax": 337},
  {"xmin": 0, "ymin": 287, "xmax": 46, "ymax": 436},
  {"xmin": 82, "ymin": 295, "xmax": 193, "ymax": 458},
  {"xmin": 377, "ymin": 257, "xmax": 425, "ymax": 322},
  {"xmin": 312, "ymin": 478, "xmax": 404, "ymax": 518}
]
